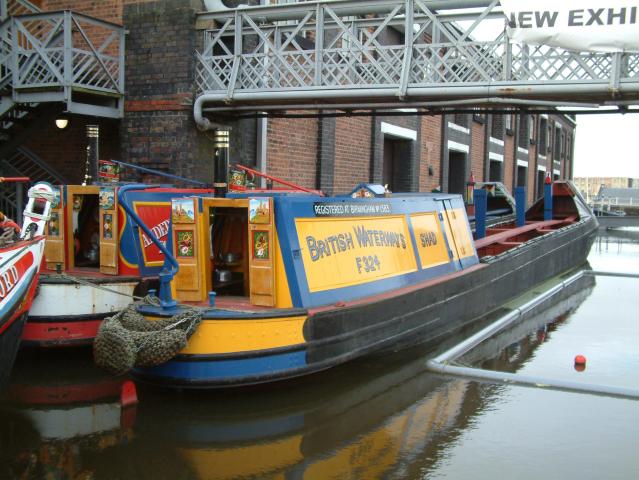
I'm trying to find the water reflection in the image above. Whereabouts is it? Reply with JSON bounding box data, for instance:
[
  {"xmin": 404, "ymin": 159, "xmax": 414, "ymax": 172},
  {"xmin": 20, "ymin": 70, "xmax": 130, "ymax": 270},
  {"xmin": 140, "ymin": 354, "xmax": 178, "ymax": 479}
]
[
  {"xmin": 0, "ymin": 349, "xmax": 134, "ymax": 479},
  {"xmin": 1, "ymin": 232, "xmax": 636, "ymax": 479},
  {"xmin": 591, "ymin": 228, "xmax": 639, "ymax": 272}
]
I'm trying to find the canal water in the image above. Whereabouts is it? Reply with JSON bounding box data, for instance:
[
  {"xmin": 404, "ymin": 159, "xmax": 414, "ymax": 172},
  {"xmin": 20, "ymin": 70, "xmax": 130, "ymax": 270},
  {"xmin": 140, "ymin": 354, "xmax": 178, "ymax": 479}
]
[{"xmin": 1, "ymin": 229, "xmax": 638, "ymax": 479}]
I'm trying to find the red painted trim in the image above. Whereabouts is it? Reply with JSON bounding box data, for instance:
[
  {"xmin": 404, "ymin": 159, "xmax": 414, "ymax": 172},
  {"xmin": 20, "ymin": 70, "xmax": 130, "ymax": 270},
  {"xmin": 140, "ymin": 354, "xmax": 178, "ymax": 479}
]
[
  {"xmin": 7, "ymin": 379, "xmax": 123, "ymax": 405},
  {"xmin": 0, "ymin": 177, "xmax": 30, "ymax": 183},
  {"xmin": 474, "ymin": 219, "xmax": 568, "ymax": 250},
  {"xmin": 21, "ymin": 320, "xmax": 102, "ymax": 344}
]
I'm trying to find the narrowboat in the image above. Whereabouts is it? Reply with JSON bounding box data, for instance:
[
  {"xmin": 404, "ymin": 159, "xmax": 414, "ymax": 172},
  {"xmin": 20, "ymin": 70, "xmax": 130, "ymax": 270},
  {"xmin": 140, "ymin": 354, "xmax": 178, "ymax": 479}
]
[
  {"xmin": 23, "ymin": 182, "xmax": 211, "ymax": 347},
  {"xmin": 110, "ymin": 177, "xmax": 597, "ymax": 388},
  {"xmin": 0, "ymin": 182, "xmax": 54, "ymax": 392}
]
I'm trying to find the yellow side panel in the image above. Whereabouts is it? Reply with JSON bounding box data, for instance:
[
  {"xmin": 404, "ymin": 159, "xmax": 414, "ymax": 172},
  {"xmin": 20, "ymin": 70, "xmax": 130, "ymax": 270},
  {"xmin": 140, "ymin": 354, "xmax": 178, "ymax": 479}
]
[
  {"xmin": 249, "ymin": 265, "xmax": 274, "ymax": 306},
  {"xmin": 178, "ymin": 435, "xmax": 302, "ymax": 479},
  {"xmin": 181, "ymin": 316, "xmax": 306, "ymax": 354},
  {"xmin": 442, "ymin": 208, "xmax": 476, "ymax": 261},
  {"xmin": 174, "ymin": 263, "xmax": 200, "ymax": 302},
  {"xmin": 274, "ymin": 232, "xmax": 293, "ymax": 309},
  {"xmin": 44, "ymin": 240, "xmax": 65, "ymax": 266},
  {"xmin": 99, "ymin": 242, "xmax": 118, "ymax": 274},
  {"xmin": 296, "ymin": 215, "xmax": 417, "ymax": 292},
  {"xmin": 410, "ymin": 212, "xmax": 451, "ymax": 269}
]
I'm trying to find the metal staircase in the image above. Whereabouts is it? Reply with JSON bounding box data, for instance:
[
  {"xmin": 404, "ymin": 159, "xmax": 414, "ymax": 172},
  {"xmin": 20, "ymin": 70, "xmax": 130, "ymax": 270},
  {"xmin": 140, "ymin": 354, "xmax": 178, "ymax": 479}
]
[
  {"xmin": 0, "ymin": 0, "xmax": 124, "ymax": 218},
  {"xmin": 193, "ymin": 0, "xmax": 639, "ymax": 123},
  {"xmin": 0, "ymin": 146, "xmax": 66, "ymax": 221}
]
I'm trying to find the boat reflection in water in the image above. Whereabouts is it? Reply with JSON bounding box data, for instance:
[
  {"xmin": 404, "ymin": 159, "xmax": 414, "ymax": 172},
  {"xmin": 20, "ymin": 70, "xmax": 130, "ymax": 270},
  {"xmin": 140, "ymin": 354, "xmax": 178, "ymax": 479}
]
[
  {"xmin": 0, "ymin": 348, "xmax": 135, "ymax": 479},
  {"xmin": 0, "ymin": 272, "xmax": 595, "ymax": 479},
  {"xmin": 129, "ymin": 272, "xmax": 595, "ymax": 480}
]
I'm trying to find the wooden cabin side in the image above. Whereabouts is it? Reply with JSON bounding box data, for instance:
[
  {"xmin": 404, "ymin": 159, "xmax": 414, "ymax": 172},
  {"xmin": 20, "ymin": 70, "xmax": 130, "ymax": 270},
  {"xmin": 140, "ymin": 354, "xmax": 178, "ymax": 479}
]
[
  {"xmin": 44, "ymin": 185, "xmax": 104, "ymax": 273},
  {"xmin": 42, "ymin": 185, "xmax": 214, "ymax": 279}
]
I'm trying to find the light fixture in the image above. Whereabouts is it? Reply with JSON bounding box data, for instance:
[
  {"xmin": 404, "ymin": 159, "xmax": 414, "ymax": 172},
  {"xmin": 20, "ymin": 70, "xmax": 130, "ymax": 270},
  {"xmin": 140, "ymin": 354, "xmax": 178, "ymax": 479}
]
[{"xmin": 55, "ymin": 115, "xmax": 69, "ymax": 129}]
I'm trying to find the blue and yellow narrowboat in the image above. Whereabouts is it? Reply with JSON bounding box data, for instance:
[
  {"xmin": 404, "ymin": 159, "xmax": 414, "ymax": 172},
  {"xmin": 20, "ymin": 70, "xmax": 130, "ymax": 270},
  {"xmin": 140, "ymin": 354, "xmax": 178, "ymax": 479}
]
[
  {"xmin": 23, "ymin": 182, "xmax": 211, "ymax": 347},
  {"xmin": 123, "ymin": 177, "xmax": 597, "ymax": 388}
]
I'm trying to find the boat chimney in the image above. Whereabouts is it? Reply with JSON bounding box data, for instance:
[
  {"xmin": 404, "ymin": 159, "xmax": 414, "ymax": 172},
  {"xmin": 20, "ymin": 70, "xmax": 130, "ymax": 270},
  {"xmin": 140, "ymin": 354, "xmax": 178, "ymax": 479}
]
[
  {"xmin": 213, "ymin": 128, "xmax": 230, "ymax": 197},
  {"xmin": 85, "ymin": 125, "xmax": 99, "ymax": 185}
]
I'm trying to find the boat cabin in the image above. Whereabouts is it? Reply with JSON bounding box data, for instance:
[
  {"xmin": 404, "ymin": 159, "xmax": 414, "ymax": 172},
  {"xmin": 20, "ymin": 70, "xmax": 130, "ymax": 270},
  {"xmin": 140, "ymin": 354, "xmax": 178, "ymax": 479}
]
[
  {"xmin": 169, "ymin": 188, "xmax": 479, "ymax": 310},
  {"xmin": 43, "ymin": 185, "xmax": 211, "ymax": 277}
]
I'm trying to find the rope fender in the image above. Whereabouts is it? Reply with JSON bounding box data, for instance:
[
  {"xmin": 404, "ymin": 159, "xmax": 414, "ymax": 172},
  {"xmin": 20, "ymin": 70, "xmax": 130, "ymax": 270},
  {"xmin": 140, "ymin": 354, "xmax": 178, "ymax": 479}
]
[{"xmin": 93, "ymin": 302, "xmax": 202, "ymax": 375}]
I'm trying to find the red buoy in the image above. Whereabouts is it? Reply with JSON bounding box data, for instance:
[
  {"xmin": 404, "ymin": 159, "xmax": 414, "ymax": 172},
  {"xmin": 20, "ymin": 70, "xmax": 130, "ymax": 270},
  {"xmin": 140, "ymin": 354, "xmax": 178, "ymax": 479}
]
[{"xmin": 574, "ymin": 354, "xmax": 587, "ymax": 365}]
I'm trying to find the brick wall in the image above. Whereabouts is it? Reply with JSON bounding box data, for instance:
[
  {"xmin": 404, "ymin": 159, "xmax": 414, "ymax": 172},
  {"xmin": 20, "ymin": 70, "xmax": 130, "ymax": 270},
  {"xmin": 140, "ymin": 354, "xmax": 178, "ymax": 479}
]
[
  {"xmin": 120, "ymin": 0, "xmax": 216, "ymax": 183},
  {"xmin": 42, "ymin": 0, "xmax": 123, "ymax": 22},
  {"xmin": 266, "ymin": 116, "xmax": 318, "ymax": 190},
  {"xmin": 503, "ymin": 130, "xmax": 515, "ymax": 190},
  {"xmin": 333, "ymin": 117, "xmax": 373, "ymax": 193},
  {"xmin": 470, "ymin": 119, "xmax": 485, "ymax": 183},
  {"xmin": 24, "ymin": 116, "xmax": 120, "ymax": 184},
  {"xmin": 419, "ymin": 116, "xmax": 442, "ymax": 192}
]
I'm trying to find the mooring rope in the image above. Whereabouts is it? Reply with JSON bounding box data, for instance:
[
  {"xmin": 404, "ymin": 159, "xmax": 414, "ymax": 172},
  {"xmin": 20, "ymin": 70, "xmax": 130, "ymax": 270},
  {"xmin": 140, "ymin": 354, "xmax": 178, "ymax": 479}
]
[
  {"xmin": 58, "ymin": 271, "xmax": 205, "ymax": 311},
  {"xmin": 59, "ymin": 272, "xmax": 147, "ymax": 301}
]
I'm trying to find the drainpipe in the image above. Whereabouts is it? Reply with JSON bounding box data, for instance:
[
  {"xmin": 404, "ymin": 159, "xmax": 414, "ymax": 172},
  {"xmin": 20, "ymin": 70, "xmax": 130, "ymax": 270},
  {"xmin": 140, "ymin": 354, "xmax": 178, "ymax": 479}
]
[
  {"xmin": 440, "ymin": 114, "xmax": 449, "ymax": 193},
  {"xmin": 86, "ymin": 125, "xmax": 99, "ymax": 185},
  {"xmin": 256, "ymin": 117, "xmax": 268, "ymax": 188}
]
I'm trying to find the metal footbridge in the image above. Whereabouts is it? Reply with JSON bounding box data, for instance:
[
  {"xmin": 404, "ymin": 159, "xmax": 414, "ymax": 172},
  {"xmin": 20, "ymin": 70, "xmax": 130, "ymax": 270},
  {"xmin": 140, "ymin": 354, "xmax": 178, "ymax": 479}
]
[{"xmin": 194, "ymin": 0, "xmax": 639, "ymax": 125}]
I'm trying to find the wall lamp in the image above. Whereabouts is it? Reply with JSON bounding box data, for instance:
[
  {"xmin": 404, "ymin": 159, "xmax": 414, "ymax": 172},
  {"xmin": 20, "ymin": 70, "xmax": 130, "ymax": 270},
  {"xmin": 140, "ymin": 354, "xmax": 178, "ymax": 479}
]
[{"xmin": 55, "ymin": 114, "xmax": 70, "ymax": 129}]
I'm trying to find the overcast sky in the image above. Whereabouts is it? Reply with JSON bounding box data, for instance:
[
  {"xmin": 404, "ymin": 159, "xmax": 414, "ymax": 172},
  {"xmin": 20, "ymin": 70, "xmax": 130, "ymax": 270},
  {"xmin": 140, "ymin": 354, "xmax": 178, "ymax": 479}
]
[{"xmin": 573, "ymin": 113, "xmax": 639, "ymax": 178}]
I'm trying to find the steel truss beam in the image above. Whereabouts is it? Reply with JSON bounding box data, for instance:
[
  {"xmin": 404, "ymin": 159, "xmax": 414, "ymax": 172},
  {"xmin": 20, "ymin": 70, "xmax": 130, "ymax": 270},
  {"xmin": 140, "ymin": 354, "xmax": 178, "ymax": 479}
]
[{"xmin": 194, "ymin": 0, "xmax": 639, "ymax": 125}]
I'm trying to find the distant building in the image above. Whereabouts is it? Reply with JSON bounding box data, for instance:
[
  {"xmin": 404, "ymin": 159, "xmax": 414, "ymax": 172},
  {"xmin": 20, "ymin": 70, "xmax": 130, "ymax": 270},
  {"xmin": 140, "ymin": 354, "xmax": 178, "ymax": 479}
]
[{"xmin": 573, "ymin": 177, "xmax": 639, "ymax": 201}]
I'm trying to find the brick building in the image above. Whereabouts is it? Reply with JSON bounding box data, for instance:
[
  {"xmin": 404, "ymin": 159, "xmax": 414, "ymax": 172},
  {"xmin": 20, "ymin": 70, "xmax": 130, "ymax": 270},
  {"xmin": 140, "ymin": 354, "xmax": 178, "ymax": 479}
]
[{"xmin": 1, "ymin": 0, "xmax": 576, "ymax": 205}]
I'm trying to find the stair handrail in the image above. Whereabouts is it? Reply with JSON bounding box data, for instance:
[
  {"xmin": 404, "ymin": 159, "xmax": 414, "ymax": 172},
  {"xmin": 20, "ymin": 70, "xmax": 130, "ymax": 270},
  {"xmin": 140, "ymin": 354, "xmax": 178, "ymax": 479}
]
[
  {"xmin": 13, "ymin": 146, "xmax": 68, "ymax": 184},
  {"xmin": 1, "ymin": 0, "xmax": 42, "ymax": 21}
]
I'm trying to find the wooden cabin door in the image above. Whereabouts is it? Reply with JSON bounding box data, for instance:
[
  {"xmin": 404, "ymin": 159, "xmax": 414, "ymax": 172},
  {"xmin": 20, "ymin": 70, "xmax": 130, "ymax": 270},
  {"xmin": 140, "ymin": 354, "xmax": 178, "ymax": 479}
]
[
  {"xmin": 65, "ymin": 185, "xmax": 100, "ymax": 269},
  {"xmin": 44, "ymin": 186, "xmax": 65, "ymax": 270},
  {"xmin": 248, "ymin": 198, "xmax": 275, "ymax": 307},
  {"xmin": 99, "ymin": 186, "xmax": 118, "ymax": 275},
  {"xmin": 438, "ymin": 199, "xmax": 474, "ymax": 269}
]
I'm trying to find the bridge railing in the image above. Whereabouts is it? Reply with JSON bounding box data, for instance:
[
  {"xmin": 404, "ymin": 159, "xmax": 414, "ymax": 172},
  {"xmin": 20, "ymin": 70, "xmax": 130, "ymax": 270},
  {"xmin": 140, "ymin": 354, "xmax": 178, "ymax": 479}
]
[{"xmin": 194, "ymin": 0, "xmax": 639, "ymax": 113}]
